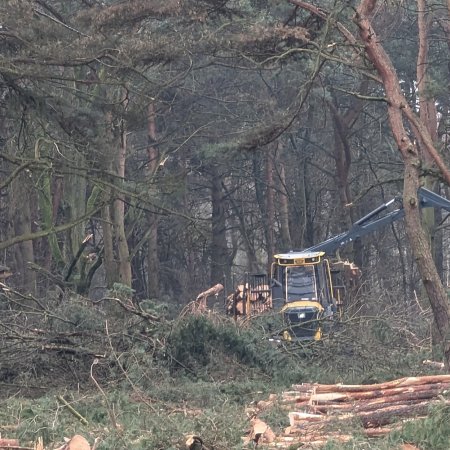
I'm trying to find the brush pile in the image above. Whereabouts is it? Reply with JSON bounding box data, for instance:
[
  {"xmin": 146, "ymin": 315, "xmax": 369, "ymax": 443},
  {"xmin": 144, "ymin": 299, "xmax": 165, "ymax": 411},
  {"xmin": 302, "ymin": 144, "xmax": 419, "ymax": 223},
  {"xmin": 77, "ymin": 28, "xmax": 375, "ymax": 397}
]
[{"xmin": 246, "ymin": 374, "xmax": 450, "ymax": 448}]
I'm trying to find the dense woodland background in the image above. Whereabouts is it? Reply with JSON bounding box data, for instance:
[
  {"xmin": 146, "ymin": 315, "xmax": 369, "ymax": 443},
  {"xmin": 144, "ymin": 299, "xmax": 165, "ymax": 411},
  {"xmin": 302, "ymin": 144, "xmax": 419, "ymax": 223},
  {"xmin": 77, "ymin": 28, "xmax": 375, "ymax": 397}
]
[
  {"xmin": 2, "ymin": 0, "xmax": 450, "ymax": 303},
  {"xmin": 1, "ymin": 1, "xmax": 450, "ymax": 449},
  {"xmin": 1, "ymin": 0, "xmax": 447, "ymax": 299}
]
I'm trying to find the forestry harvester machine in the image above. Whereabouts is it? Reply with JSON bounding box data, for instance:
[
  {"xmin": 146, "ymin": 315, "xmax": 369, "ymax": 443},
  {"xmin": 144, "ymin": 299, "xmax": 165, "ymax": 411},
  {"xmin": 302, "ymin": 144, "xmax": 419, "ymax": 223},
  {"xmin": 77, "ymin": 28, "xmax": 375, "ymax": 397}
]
[{"xmin": 227, "ymin": 188, "xmax": 450, "ymax": 341}]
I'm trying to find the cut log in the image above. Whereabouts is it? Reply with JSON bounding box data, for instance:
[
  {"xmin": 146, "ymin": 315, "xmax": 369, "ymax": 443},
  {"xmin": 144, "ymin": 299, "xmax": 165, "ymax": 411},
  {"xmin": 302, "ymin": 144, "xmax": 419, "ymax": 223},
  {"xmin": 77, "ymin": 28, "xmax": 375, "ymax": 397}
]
[
  {"xmin": 0, "ymin": 440, "xmax": 19, "ymax": 447},
  {"xmin": 195, "ymin": 284, "xmax": 224, "ymax": 309},
  {"xmin": 54, "ymin": 435, "xmax": 91, "ymax": 450},
  {"xmin": 275, "ymin": 432, "xmax": 353, "ymax": 443},
  {"xmin": 288, "ymin": 412, "xmax": 324, "ymax": 426},
  {"xmin": 243, "ymin": 417, "xmax": 275, "ymax": 445},
  {"xmin": 283, "ymin": 382, "xmax": 450, "ymax": 406},
  {"xmin": 272, "ymin": 434, "xmax": 352, "ymax": 447},
  {"xmin": 299, "ymin": 387, "xmax": 450, "ymax": 414},
  {"xmin": 0, "ymin": 439, "xmax": 30, "ymax": 450},
  {"xmin": 0, "ymin": 447, "xmax": 33, "ymax": 450},
  {"xmin": 291, "ymin": 374, "xmax": 450, "ymax": 393},
  {"xmin": 364, "ymin": 425, "xmax": 402, "ymax": 437},
  {"xmin": 309, "ymin": 397, "xmax": 437, "ymax": 415},
  {"xmin": 356, "ymin": 401, "xmax": 434, "ymax": 428},
  {"xmin": 422, "ymin": 359, "xmax": 445, "ymax": 370},
  {"xmin": 246, "ymin": 374, "xmax": 450, "ymax": 448},
  {"xmin": 290, "ymin": 400, "xmax": 450, "ymax": 428},
  {"xmin": 185, "ymin": 435, "xmax": 208, "ymax": 450},
  {"xmin": 195, "ymin": 284, "xmax": 224, "ymax": 302},
  {"xmin": 226, "ymin": 286, "xmax": 245, "ymax": 316}
]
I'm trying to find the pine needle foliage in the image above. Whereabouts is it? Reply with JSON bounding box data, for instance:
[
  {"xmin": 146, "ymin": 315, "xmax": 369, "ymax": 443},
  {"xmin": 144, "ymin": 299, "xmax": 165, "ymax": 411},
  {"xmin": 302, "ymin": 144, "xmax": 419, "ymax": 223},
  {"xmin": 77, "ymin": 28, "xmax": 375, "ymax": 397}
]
[
  {"xmin": 395, "ymin": 404, "xmax": 450, "ymax": 450},
  {"xmin": 165, "ymin": 314, "xmax": 303, "ymax": 383}
]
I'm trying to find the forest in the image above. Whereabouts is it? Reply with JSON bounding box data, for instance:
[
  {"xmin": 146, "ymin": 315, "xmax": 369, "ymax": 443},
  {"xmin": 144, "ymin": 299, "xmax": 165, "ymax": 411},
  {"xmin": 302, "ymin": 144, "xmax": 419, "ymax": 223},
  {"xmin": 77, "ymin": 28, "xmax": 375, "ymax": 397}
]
[{"xmin": 1, "ymin": 0, "xmax": 450, "ymax": 449}]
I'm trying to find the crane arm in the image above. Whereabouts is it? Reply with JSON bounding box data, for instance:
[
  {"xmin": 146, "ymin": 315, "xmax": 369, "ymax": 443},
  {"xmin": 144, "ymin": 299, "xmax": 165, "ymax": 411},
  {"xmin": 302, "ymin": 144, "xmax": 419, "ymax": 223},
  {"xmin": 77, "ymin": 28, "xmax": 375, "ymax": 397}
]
[{"xmin": 305, "ymin": 187, "xmax": 450, "ymax": 255}]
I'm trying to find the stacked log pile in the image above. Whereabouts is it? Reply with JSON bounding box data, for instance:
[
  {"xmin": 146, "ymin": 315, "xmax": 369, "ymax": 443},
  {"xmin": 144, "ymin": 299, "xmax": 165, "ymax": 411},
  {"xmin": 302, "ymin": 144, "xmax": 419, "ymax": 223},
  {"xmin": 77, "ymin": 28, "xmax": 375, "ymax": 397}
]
[
  {"xmin": 247, "ymin": 374, "xmax": 450, "ymax": 448},
  {"xmin": 226, "ymin": 283, "xmax": 272, "ymax": 316}
]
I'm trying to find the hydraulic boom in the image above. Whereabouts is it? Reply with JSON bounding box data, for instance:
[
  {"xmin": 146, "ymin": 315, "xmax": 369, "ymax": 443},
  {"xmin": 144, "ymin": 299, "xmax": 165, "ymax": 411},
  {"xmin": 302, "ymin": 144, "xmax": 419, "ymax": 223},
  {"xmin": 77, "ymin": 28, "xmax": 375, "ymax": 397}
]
[{"xmin": 306, "ymin": 187, "xmax": 450, "ymax": 254}]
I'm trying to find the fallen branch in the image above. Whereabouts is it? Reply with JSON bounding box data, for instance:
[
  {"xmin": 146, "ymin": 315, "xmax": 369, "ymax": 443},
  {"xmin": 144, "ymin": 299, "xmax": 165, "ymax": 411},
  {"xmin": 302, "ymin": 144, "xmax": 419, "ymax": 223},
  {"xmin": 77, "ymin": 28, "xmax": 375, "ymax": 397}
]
[
  {"xmin": 90, "ymin": 348, "xmax": 119, "ymax": 431},
  {"xmin": 96, "ymin": 297, "xmax": 159, "ymax": 321},
  {"xmin": 57, "ymin": 395, "xmax": 89, "ymax": 425},
  {"xmin": 423, "ymin": 359, "xmax": 445, "ymax": 370},
  {"xmin": 181, "ymin": 284, "xmax": 225, "ymax": 316},
  {"xmin": 195, "ymin": 284, "xmax": 224, "ymax": 310}
]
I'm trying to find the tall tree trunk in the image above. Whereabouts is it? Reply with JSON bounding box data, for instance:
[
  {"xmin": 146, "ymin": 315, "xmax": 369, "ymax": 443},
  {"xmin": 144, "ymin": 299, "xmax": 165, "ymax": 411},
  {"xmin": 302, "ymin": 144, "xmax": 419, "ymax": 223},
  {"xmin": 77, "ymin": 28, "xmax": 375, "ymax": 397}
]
[
  {"xmin": 101, "ymin": 106, "xmax": 132, "ymax": 288},
  {"xmin": 65, "ymin": 154, "xmax": 87, "ymax": 276},
  {"xmin": 253, "ymin": 151, "xmax": 267, "ymax": 243},
  {"xmin": 328, "ymin": 83, "xmax": 367, "ymax": 265},
  {"xmin": 102, "ymin": 203, "xmax": 117, "ymax": 287},
  {"xmin": 210, "ymin": 164, "xmax": 230, "ymax": 286},
  {"xmin": 416, "ymin": 0, "xmax": 443, "ymax": 354},
  {"xmin": 356, "ymin": 0, "xmax": 450, "ymax": 368},
  {"xmin": 114, "ymin": 125, "xmax": 132, "ymax": 286},
  {"xmin": 277, "ymin": 141, "xmax": 292, "ymax": 250},
  {"xmin": 417, "ymin": 0, "xmax": 439, "ymax": 261},
  {"xmin": 290, "ymin": 130, "xmax": 314, "ymax": 249},
  {"xmin": 146, "ymin": 103, "xmax": 160, "ymax": 299},
  {"xmin": 9, "ymin": 174, "xmax": 36, "ymax": 293},
  {"xmin": 222, "ymin": 181, "xmax": 259, "ymax": 273},
  {"xmin": 265, "ymin": 147, "xmax": 275, "ymax": 272},
  {"xmin": 330, "ymin": 104, "xmax": 353, "ymax": 231}
]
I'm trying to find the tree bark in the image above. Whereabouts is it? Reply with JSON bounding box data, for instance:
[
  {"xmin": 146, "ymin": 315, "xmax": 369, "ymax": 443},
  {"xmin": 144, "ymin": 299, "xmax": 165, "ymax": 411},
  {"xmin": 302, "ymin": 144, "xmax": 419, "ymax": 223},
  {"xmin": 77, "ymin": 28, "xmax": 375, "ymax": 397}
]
[
  {"xmin": 416, "ymin": 0, "xmax": 444, "ymax": 353},
  {"xmin": 102, "ymin": 203, "xmax": 117, "ymax": 287},
  {"xmin": 265, "ymin": 147, "xmax": 275, "ymax": 272},
  {"xmin": 114, "ymin": 123, "xmax": 132, "ymax": 286},
  {"xmin": 9, "ymin": 174, "xmax": 36, "ymax": 294},
  {"xmin": 210, "ymin": 164, "xmax": 230, "ymax": 286},
  {"xmin": 328, "ymin": 88, "xmax": 366, "ymax": 266},
  {"xmin": 65, "ymin": 155, "xmax": 88, "ymax": 277},
  {"xmin": 355, "ymin": 0, "xmax": 450, "ymax": 368},
  {"xmin": 100, "ymin": 106, "xmax": 132, "ymax": 288},
  {"xmin": 146, "ymin": 103, "xmax": 160, "ymax": 299},
  {"xmin": 222, "ymin": 181, "xmax": 259, "ymax": 273},
  {"xmin": 276, "ymin": 141, "xmax": 292, "ymax": 250},
  {"xmin": 292, "ymin": 374, "xmax": 450, "ymax": 393},
  {"xmin": 330, "ymin": 102, "xmax": 353, "ymax": 231}
]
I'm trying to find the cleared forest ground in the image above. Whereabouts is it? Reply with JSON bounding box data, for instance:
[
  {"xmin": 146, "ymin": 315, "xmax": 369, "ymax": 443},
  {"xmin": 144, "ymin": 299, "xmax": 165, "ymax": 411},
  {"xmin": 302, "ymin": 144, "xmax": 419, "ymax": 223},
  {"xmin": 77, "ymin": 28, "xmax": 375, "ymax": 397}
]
[{"xmin": 0, "ymin": 289, "xmax": 448, "ymax": 449}]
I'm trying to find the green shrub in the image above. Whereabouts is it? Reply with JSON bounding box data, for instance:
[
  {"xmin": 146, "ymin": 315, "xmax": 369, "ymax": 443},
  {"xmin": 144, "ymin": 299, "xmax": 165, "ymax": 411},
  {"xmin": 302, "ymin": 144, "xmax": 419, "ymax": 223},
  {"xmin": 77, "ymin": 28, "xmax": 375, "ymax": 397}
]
[
  {"xmin": 165, "ymin": 315, "xmax": 303, "ymax": 383},
  {"xmin": 394, "ymin": 404, "xmax": 450, "ymax": 450}
]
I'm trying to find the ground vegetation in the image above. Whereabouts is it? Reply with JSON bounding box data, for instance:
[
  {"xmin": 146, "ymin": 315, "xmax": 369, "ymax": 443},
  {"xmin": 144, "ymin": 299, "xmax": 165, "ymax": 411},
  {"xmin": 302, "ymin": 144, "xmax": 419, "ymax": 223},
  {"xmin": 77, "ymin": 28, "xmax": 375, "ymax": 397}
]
[{"xmin": 1, "ymin": 0, "xmax": 450, "ymax": 448}]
